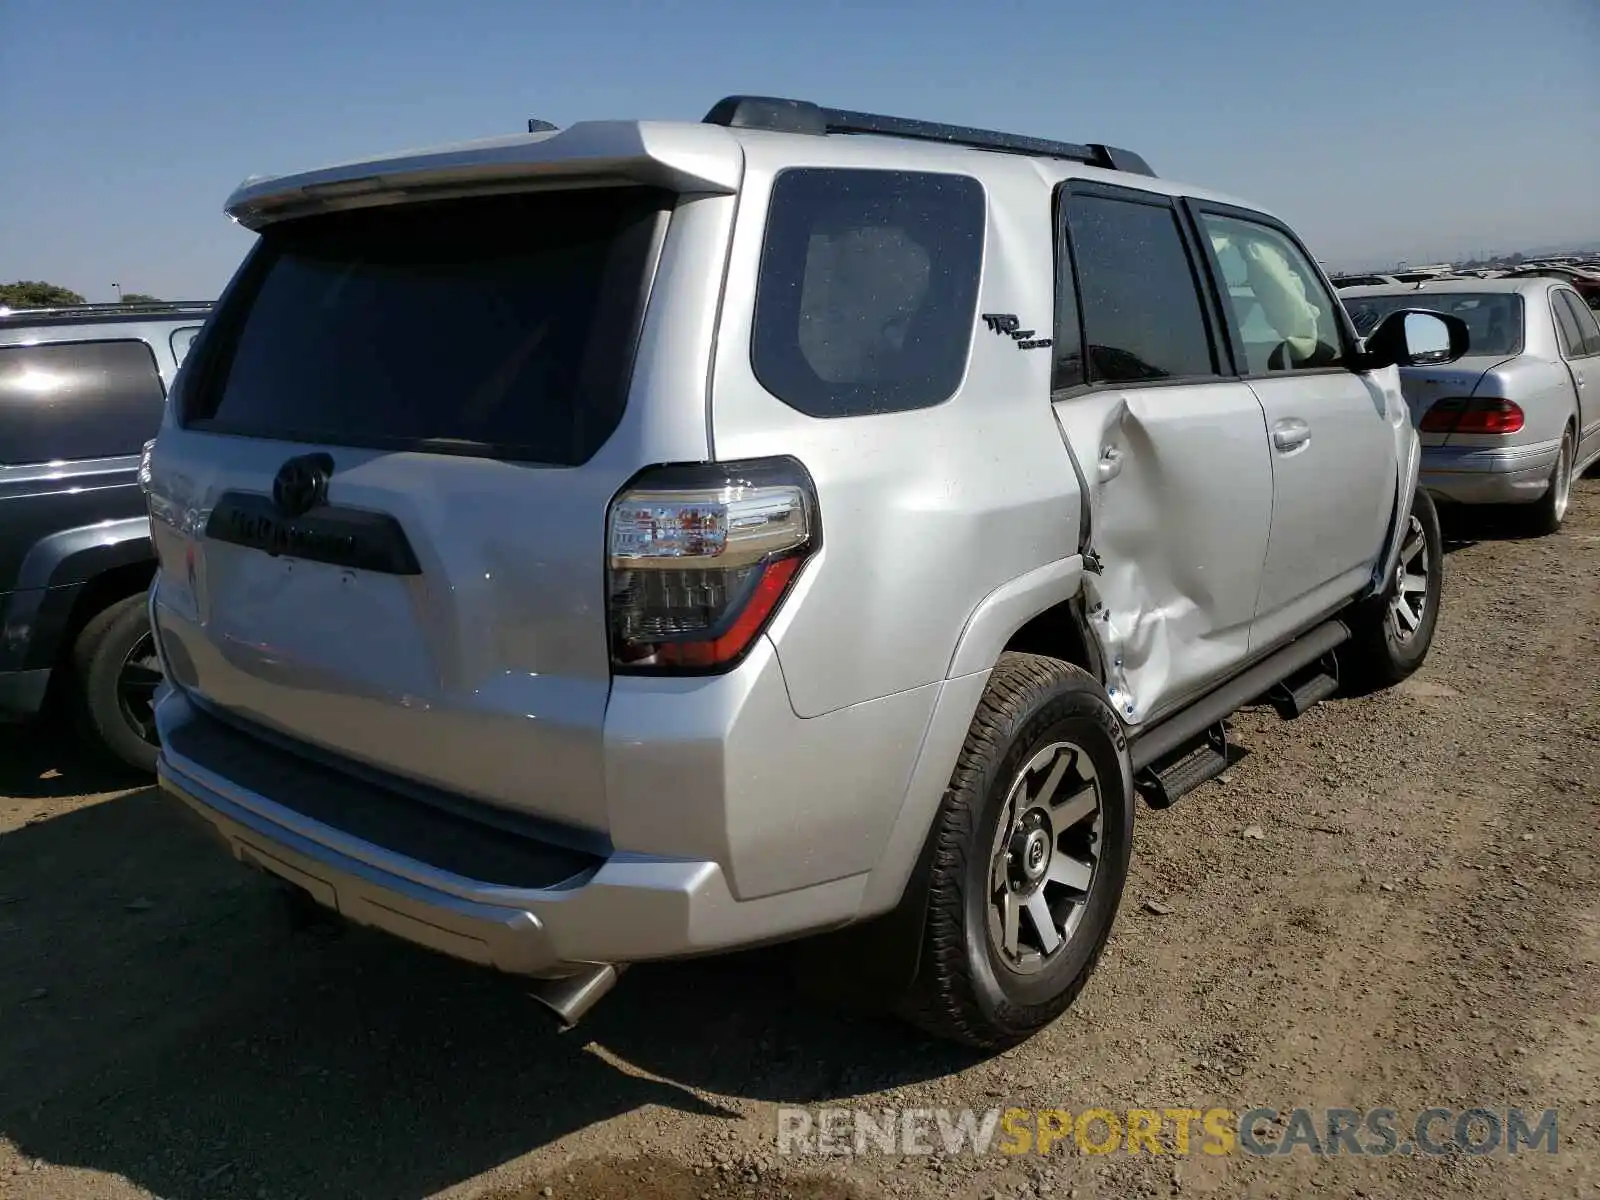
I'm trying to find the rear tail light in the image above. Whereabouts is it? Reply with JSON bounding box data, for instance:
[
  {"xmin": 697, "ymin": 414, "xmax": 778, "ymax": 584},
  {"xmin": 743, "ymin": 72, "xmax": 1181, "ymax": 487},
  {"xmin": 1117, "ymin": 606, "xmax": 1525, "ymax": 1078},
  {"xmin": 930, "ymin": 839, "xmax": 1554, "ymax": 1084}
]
[
  {"xmin": 607, "ymin": 457, "xmax": 819, "ymax": 673},
  {"xmin": 1418, "ymin": 396, "xmax": 1524, "ymax": 435}
]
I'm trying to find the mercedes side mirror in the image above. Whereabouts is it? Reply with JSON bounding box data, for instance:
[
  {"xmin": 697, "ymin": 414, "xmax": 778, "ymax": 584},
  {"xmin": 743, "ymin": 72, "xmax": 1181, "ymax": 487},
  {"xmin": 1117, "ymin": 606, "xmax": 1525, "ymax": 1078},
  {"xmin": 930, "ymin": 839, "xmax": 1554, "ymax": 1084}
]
[{"xmin": 1360, "ymin": 309, "xmax": 1470, "ymax": 371}]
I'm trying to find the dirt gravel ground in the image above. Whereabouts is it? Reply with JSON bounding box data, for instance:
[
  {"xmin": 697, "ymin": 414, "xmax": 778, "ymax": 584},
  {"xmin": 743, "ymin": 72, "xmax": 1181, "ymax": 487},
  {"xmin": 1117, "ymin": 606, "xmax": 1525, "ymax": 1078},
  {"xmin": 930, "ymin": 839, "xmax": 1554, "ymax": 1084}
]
[{"xmin": 2, "ymin": 480, "xmax": 1596, "ymax": 1200}]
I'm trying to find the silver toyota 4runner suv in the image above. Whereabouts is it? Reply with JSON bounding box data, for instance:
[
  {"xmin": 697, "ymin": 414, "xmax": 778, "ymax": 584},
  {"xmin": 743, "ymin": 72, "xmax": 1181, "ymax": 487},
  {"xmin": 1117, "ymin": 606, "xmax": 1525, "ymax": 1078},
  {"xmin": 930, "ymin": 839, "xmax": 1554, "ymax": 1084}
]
[{"xmin": 146, "ymin": 96, "xmax": 1469, "ymax": 1049}]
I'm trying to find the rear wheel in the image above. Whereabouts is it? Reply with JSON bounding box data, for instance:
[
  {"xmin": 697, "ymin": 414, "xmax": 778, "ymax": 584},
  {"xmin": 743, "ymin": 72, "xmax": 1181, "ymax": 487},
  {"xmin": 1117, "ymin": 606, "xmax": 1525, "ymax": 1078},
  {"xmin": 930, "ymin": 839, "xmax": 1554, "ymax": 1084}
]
[
  {"xmin": 1519, "ymin": 427, "xmax": 1574, "ymax": 537},
  {"xmin": 71, "ymin": 592, "xmax": 162, "ymax": 774},
  {"xmin": 898, "ymin": 653, "xmax": 1133, "ymax": 1050},
  {"xmin": 1343, "ymin": 487, "xmax": 1443, "ymax": 691}
]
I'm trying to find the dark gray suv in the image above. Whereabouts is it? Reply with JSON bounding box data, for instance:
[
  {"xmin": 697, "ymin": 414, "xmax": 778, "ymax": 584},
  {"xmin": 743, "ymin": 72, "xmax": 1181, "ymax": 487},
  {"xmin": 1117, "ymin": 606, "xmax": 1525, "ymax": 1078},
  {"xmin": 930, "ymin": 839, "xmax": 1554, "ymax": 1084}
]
[{"xmin": 0, "ymin": 300, "xmax": 211, "ymax": 770}]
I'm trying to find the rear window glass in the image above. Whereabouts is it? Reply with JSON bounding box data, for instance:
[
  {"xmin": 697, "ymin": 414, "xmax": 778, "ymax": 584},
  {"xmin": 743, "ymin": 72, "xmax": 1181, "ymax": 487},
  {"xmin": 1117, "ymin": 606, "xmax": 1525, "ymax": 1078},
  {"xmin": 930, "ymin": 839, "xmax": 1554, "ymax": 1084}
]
[
  {"xmin": 752, "ymin": 168, "xmax": 985, "ymax": 418},
  {"xmin": 0, "ymin": 339, "xmax": 165, "ymax": 465},
  {"xmin": 1343, "ymin": 293, "xmax": 1523, "ymax": 357},
  {"xmin": 187, "ymin": 188, "xmax": 671, "ymax": 464}
]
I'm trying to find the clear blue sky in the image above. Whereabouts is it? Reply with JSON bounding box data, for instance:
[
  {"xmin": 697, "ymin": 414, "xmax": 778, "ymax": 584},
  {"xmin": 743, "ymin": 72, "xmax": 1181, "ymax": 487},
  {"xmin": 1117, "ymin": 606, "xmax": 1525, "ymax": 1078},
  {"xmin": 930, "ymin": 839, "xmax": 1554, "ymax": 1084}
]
[{"xmin": 2, "ymin": 0, "xmax": 1596, "ymax": 300}]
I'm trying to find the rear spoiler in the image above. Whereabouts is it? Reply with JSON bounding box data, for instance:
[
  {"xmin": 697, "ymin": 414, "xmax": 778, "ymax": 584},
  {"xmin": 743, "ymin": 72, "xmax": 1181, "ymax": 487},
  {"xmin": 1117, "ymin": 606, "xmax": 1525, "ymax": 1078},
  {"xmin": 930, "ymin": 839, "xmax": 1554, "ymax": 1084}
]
[{"xmin": 224, "ymin": 121, "xmax": 743, "ymax": 230}]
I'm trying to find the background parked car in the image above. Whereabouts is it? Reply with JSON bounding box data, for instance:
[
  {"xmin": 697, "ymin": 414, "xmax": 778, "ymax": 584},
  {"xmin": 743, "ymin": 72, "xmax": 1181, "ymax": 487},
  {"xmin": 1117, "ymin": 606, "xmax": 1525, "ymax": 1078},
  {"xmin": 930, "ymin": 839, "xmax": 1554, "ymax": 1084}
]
[
  {"xmin": 0, "ymin": 300, "xmax": 211, "ymax": 770},
  {"xmin": 1502, "ymin": 263, "xmax": 1600, "ymax": 308},
  {"xmin": 1330, "ymin": 272, "xmax": 1403, "ymax": 289},
  {"xmin": 1343, "ymin": 278, "xmax": 1600, "ymax": 534}
]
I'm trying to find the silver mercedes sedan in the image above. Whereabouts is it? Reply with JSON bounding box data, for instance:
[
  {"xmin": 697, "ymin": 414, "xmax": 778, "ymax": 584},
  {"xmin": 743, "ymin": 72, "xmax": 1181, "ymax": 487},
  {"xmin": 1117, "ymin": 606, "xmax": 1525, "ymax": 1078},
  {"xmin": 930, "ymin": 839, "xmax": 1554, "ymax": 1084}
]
[{"xmin": 1343, "ymin": 277, "xmax": 1600, "ymax": 534}]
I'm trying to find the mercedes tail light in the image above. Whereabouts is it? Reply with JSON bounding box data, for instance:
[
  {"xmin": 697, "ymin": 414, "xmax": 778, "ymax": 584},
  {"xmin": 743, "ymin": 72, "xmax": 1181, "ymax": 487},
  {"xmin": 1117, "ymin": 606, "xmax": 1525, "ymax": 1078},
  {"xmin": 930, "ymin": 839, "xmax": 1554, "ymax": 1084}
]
[
  {"xmin": 607, "ymin": 457, "xmax": 819, "ymax": 673},
  {"xmin": 1419, "ymin": 397, "xmax": 1524, "ymax": 435}
]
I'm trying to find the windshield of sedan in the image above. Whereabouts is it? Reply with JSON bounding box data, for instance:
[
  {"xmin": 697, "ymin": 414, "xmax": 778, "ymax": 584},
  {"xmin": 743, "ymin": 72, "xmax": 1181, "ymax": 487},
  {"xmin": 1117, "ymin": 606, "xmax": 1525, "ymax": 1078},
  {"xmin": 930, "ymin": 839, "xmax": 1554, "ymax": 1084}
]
[{"xmin": 1343, "ymin": 293, "xmax": 1523, "ymax": 357}]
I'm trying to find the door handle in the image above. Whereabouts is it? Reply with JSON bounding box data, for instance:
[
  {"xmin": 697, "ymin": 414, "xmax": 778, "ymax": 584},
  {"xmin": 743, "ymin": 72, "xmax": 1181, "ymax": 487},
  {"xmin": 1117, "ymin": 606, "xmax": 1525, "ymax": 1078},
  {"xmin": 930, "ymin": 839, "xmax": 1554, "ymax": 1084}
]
[
  {"xmin": 1272, "ymin": 418, "xmax": 1312, "ymax": 453},
  {"xmin": 1576, "ymin": 371, "xmax": 1586, "ymax": 389},
  {"xmin": 1098, "ymin": 445, "xmax": 1124, "ymax": 481}
]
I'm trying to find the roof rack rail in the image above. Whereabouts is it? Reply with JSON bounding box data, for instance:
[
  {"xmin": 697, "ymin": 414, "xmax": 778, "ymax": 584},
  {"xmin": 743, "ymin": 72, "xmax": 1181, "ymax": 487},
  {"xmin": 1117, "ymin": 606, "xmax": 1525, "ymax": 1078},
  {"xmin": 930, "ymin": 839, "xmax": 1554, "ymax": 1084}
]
[
  {"xmin": 702, "ymin": 95, "xmax": 1155, "ymax": 177},
  {"xmin": 0, "ymin": 299, "xmax": 214, "ymax": 320}
]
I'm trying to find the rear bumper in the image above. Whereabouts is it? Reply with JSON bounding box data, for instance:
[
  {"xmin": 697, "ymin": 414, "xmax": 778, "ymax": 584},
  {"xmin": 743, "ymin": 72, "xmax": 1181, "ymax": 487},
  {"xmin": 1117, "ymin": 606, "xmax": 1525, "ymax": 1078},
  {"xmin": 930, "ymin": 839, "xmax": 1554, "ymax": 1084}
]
[
  {"xmin": 1420, "ymin": 439, "xmax": 1559, "ymax": 505},
  {"xmin": 154, "ymin": 686, "xmax": 875, "ymax": 976}
]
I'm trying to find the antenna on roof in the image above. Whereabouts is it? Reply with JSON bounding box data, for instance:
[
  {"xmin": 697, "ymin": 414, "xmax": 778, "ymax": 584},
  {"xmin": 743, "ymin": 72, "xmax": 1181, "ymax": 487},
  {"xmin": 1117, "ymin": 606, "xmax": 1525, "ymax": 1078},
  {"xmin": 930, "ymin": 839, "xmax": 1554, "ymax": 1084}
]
[{"xmin": 527, "ymin": 118, "xmax": 558, "ymax": 134}]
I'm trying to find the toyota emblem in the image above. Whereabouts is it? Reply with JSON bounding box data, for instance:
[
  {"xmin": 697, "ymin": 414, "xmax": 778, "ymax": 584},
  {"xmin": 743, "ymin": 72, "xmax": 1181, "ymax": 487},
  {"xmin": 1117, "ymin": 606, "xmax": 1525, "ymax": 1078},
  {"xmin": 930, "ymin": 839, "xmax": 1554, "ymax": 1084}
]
[{"xmin": 271, "ymin": 453, "xmax": 334, "ymax": 517}]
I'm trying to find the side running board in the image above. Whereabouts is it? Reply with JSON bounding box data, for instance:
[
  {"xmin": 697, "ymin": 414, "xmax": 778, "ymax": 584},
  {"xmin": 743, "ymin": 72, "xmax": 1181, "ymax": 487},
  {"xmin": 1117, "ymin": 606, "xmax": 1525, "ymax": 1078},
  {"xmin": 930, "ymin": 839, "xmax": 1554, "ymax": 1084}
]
[
  {"xmin": 1129, "ymin": 619, "xmax": 1350, "ymax": 776},
  {"xmin": 1269, "ymin": 654, "xmax": 1341, "ymax": 719},
  {"xmin": 1137, "ymin": 722, "xmax": 1229, "ymax": 809}
]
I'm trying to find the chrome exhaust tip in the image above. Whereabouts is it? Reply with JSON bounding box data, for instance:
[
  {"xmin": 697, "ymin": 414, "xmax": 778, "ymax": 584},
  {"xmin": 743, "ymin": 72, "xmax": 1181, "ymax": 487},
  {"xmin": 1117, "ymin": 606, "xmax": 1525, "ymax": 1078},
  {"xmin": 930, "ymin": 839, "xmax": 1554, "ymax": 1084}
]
[{"xmin": 527, "ymin": 963, "xmax": 625, "ymax": 1027}]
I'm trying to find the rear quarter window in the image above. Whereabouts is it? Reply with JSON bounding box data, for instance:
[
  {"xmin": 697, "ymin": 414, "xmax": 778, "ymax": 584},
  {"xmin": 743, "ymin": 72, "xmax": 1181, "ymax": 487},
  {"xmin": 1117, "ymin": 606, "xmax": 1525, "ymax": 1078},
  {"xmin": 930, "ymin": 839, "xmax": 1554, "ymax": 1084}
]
[
  {"xmin": 0, "ymin": 339, "xmax": 165, "ymax": 465},
  {"xmin": 751, "ymin": 168, "xmax": 985, "ymax": 418}
]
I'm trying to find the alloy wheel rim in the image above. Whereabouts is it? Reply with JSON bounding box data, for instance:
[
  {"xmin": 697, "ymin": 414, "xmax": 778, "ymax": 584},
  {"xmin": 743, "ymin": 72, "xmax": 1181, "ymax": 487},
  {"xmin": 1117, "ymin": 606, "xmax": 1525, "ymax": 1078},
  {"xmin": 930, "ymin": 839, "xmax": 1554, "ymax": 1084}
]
[
  {"xmin": 986, "ymin": 740, "xmax": 1103, "ymax": 974},
  {"xmin": 1388, "ymin": 514, "xmax": 1430, "ymax": 645},
  {"xmin": 1552, "ymin": 437, "xmax": 1573, "ymax": 524},
  {"xmin": 117, "ymin": 631, "xmax": 163, "ymax": 746}
]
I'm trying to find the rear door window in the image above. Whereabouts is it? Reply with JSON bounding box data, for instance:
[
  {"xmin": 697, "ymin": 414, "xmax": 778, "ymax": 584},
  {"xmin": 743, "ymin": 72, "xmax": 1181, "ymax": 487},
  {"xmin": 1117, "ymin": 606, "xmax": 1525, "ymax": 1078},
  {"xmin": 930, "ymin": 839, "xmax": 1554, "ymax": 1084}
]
[
  {"xmin": 186, "ymin": 188, "xmax": 672, "ymax": 465},
  {"xmin": 0, "ymin": 339, "xmax": 165, "ymax": 465},
  {"xmin": 1552, "ymin": 293, "xmax": 1587, "ymax": 358},
  {"xmin": 1556, "ymin": 291, "xmax": 1600, "ymax": 357},
  {"xmin": 751, "ymin": 168, "xmax": 985, "ymax": 418},
  {"xmin": 1059, "ymin": 190, "xmax": 1217, "ymax": 384}
]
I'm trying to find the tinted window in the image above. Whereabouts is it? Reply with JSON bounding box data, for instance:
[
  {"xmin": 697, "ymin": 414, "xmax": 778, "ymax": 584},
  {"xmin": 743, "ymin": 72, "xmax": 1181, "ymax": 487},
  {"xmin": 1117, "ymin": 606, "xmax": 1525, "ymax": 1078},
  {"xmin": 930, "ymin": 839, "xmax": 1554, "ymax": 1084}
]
[
  {"xmin": 1064, "ymin": 193, "xmax": 1215, "ymax": 384},
  {"xmin": 1200, "ymin": 213, "xmax": 1344, "ymax": 373},
  {"xmin": 752, "ymin": 169, "xmax": 984, "ymax": 418},
  {"xmin": 1344, "ymin": 292, "xmax": 1523, "ymax": 357},
  {"xmin": 0, "ymin": 340, "xmax": 165, "ymax": 465},
  {"xmin": 1557, "ymin": 291, "xmax": 1600, "ymax": 357},
  {"xmin": 189, "ymin": 188, "xmax": 671, "ymax": 464},
  {"xmin": 1051, "ymin": 217, "xmax": 1084, "ymax": 391}
]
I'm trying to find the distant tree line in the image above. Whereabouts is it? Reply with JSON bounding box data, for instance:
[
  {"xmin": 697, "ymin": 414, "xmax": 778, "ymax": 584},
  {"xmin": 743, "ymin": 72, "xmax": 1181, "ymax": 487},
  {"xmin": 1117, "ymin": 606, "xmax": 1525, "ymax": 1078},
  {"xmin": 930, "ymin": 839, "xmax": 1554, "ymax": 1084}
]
[
  {"xmin": 0, "ymin": 281, "xmax": 163, "ymax": 308},
  {"xmin": 0, "ymin": 281, "xmax": 85, "ymax": 308}
]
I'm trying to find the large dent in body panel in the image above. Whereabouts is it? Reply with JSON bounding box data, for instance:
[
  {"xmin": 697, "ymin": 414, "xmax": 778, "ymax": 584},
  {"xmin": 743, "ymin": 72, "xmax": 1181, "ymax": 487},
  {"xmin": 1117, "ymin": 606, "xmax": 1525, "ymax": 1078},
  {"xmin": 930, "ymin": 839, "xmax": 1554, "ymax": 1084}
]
[
  {"xmin": 1081, "ymin": 557, "xmax": 1210, "ymax": 727},
  {"xmin": 1063, "ymin": 396, "xmax": 1254, "ymax": 727}
]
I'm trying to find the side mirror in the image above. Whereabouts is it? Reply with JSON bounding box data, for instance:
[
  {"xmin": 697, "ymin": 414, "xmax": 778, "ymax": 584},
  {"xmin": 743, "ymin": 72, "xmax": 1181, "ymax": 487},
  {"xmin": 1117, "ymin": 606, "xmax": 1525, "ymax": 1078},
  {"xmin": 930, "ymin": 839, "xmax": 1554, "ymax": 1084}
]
[{"xmin": 1360, "ymin": 309, "xmax": 1470, "ymax": 370}]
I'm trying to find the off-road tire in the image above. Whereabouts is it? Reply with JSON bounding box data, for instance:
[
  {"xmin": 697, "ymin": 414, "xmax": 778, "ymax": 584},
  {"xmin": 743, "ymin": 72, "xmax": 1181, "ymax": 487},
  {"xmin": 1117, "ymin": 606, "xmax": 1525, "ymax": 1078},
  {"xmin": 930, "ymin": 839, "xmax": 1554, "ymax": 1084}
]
[
  {"xmin": 898, "ymin": 652, "xmax": 1133, "ymax": 1050},
  {"xmin": 71, "ymin": 592, "xmax": 161, "ymax": 774},
  {"xmin": 1343, "ymin": 487, "xmax": 1443, "ymax": 692}
]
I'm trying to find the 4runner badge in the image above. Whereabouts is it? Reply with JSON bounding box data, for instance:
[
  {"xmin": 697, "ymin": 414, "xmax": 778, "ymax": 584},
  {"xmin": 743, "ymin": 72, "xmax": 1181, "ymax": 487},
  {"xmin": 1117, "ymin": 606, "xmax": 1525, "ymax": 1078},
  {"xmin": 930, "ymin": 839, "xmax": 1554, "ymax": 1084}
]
[{"xmin": 981, "ymin": 312, "xmax": 1052, "ymax": 351}]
